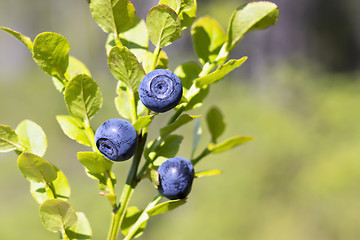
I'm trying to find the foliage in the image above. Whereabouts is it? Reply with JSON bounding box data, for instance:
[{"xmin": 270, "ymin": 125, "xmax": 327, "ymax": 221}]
[{"xmin": 0, "ymin": 1, "xmax": 278, "ymax": 239}]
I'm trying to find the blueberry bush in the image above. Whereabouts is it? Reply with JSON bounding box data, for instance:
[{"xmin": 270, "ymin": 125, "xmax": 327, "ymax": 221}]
[{"xmin": 0, "ymin": 1, "xmax": 278, "ymax": 239}]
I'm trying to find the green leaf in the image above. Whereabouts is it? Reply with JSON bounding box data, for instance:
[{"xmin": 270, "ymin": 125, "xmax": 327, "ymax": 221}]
[
  {"xmin": 147, "ymin": 199, "xmax": 186, "ymax": 216},
  {"xmin": 150, "ymin": 168, "xmax": 160, "ymax": 187},
  {"xmin": 0, "ymin": 124, "xmax": 20, "ymax": 152},
  {"xmin": 119, "ymin": 18, "xmax": 149, "ymax": 63},
  {"xmin": 51, "ymin": 166, "xmax": 71, "ymax": 201},
  {"xmin": 195, "ymin": 169, "xmax": 222, "ymax": 178},
  {"xmin": 191, "ymin": 16, "xmax": 226, "ymax": 65},
  {"xmin": 159, "ymin": 0, "xmax": 180, "ymax": 12},
  {"xmin": 147, "ymin": 4, "xmax": 182, "ymax": 48},
  {"xmin": 30, "ymin": 166, "xmax": 71, "ymax": 204},
  {"xmin": 77, "ymin": 152, "xmax": 113, "ymax": 175},
  {"xmin": 40, "ymin": 199, "xmax": 78, "ymax": 233},
  {"xmin": 15, "ymin": 120, "xmax": 47, "ymax": 157},
  {"xmin": 17, "ymin": 152, "xmax": 57, "ymax": 183},
  {"xmin": 0, "ymin": 26, "xmax": 33, "ymax": 49},
  {"xmin": 206, "ymin": 106, "xmax": 225, "ymax": 143},
  {"xmin": 192, "ymin": 118, "xmax": 202, "ymax": 157},
  {"xmin": 65, "ymin": 56, "xmax": 92, "ymax": 80},
  {"xmin": 160, "ymin": 114, "xmax": 199, "ymax": 138},
  {"xmin": 178, "ymin": 0, "xmax": 196, "ymax": 29},
  {"xmin": 133, "ymin": 115, "xmax": 156, "ymax": 131},
  {"xmin": 184, "ymin": 86, "xmax": 209, "ymax": 110},
  {"xmin": 30, "ymin": 182, "xmax": 52, "ymax": 204},
  {"xmin": 66, "ymin": 212, "xmax": 92, "ymax": 240},
  {"xmin": 208, "ymin": 136, "xmax": 254, "ymax": 153},
  {"xmin": 195, "ymin": 57, "xmax": 247, "ymax": 88},
  {"xmin": 227, "ymin": 1, "xmax": 279, "ymax": 51},
  {"xmin": 115, "ymin": 81, "xmax": 145, "ymax": 120},
  {"xmin": 121, "ymin": 206, "xmax": 146, "ymax": 238},
  {"xmin": 174, "ymin": 62, "xmax": 202, "ymax": 91},
  {"xmin": 159, "ymin": 0, "xmax": 196, "ymax": 29},
  {"xmin": 77, "ymin": 152, "xmax": 115, "ymax": 191},
  {"xmin": 108, "ymin": 46, "xmax": 145, "ymax": 91},
  {"xmin": 32, "ymin": 32, "xmax": 70, "ymax": 76},
  {"xmin": 90, "ymin": 0, "xmax": 136, "ymax": 34},
  {"xmin": 64, "ymin": 74, "xmax": 103, "ymax": 121},
  {"xmin": 56, "ymin": 115, "xmax": 92, "ymax": 146},
  {"xmin": 153, "ymin": 135, "xmax": 183, "ymax": 166}
]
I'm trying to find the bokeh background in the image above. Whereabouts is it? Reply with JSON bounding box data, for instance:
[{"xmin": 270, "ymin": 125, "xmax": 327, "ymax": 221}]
[{"xmin": 1, "ymin": 0, "xmax": 360, "ymax": 239}]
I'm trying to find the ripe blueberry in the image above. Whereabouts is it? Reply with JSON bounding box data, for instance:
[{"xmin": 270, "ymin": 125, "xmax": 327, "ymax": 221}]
[
  {"xmin": 94, "ymin": 119, "xmax": 137, "ymax": 162},
  {"xmin": 138, "ymin": 69, "xmax": 183, "ymax": 113},
  {"xmin": 157, "ymin": 157, "xmax": 194, "ymax": 200}
]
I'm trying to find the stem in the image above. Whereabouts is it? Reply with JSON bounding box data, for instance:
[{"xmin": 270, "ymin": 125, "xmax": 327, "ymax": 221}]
[
  {"xmin": 191, "ymin": 148, "xmax": 211, "ymax": 166},
  {"xmin": 150, "ymin": 46, "xmax": 161, "ymax": 72},
  {"xmin": 167, "ymin": 105, "xmax": 185, "ymax": 125},
  {"xmin": 127, "ymin": 89, "xmax": 137, "ymax": 124},
  {"xmin": 124, "ymin": 195, "xmax": 162, "ymax": 240},
  {"xmin": 107, "ymin": 132, "xmax": 148, "ymax": 240},
  {"xmin": 61, "ymin": 232, "xmax": 71, "ymax": 240},
  {"xmin": 83, "ymin": 119, "xmax": 98, "ymax": 152}
]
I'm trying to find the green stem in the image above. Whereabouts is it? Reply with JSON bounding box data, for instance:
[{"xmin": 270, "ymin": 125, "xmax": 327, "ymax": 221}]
[
  {"xmin": 167, "ymin": 105, "xmax": 185, "ymax": 125},
  {"xmin": 191, "ymin": 148, "xmax": 211, "ymax": 166},
  {"xmin": 127, "ymin": 89, "xmax": 137, "ymax": 124},
  {"xmin": 61, "ymin": 231, "xmax": 71, "ymax": 240},
  {"xmin": 83, "ymin": 119, "xmax": 98, "ymax": 152},
  {"xmin": 124, "ymin": 195, "xmax": 162, "ymax": 240},
  {"xmin": 150, "ymin": 46, "xmax": 161, "ymax": 72},
  {"xmin": 107, "ymin": 132, "xmax": 148, "ymax": 240}
]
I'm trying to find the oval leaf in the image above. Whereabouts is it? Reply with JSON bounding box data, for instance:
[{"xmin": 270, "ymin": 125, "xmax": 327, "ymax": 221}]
[
  {"xmin": 206, "ymin": 106, "xmax": 225, "ymax": 143},
  {"xmin": 227, "ymin": 1, "xmax": 279, "ymax": 51},
  {"xmin": 115, "ymin": 81, "xmax": 145, "ymax": 120},
  {"xmin": 32, "ymin": 32, "xmax": 70, "ymax": 76},
  {"xmin": 0, "ymin": 124, "xmax": 20, "ymax": 152},
  {"xmin": 77, "ymin": 152, "xmax": 115, "ymax": 191},
  {"xmin": 160, "ymin": 114, "xmax": 199, "ymax": 138},
  {"xmin": 15, "ymin": 120, "xmax": 47, "ymax": 157},
  {"xmin": 147, "ymin": 199, "xmax": 186, "ymax": 216},
  {"xmin": 133, "ymin": 115, "xmax": 156, "ymax": 131},
  {"xmin": 77, "ymin": 151, "xmax": 113, "ymax": 175},
  {"xmin": 0, "ymin": 26, "xmax": 33, "ymax": 49},
  {"xmin": 52, "ymin": 166, "xmax": 71, "ymax": 201},
  {"xmin": 208, "ymin": 136, "xmax": 254, "ymax": 153},
  {"xmin": 121, "ymin": 206, "xmax": 146, "ymax": 238},
  {"xmin": 195, "ymin": 169, "xmax": 222, "ymax": 178},
  {"xmin": 64, "ymin": 74, "xmax": 103, "ymax": 121},
  {"xmin": 40, "ymin": 199, "xmax": 78, "ymax": 233},
  {"xmin": 66, "ymin": 212, "xmax": 92, "ymax": 240},
  {"xmin": 90, "ymin": 0, "xmax": 136, "ymax": 34},
  {"xmin": 191, "ymin": 16, "xmax": 226, "ymax": 65},
  {"xmin": 192, "ymin": 118, "xmax": 202, "ymax": 157},
  {"xmin": 64, "ymin": 56, "xmax": 92, "ymax": 80},
  {"xmin": 174, "ymin": 61, "xmax": 202, "ymax": 91},
  {"xmin": 195, "ymin": 57, "xmax": 247, "ymax": 88},
  {"xmin": 56, "ymin": 115, "xmax": 92, "ymax": 146},
  {"xmin": 108, "ymin": 46, "xmax": 145, "ymax": 91},
  {"xmin": 178, "ymin": 0, "xmax": 196, "ymax": 29},
  {"xmin": 17, "ymin": 152, "xmax": 57, "ymax": 183},
  {"xmin": 153, "ymin": 135, "xmax": 183, "ymax": 166},
  {"xmin": 147, "ymin": 4, "xmax": 181, "ymax": 48},
  {"xmin": 119, "ymin": 18, "xmax": 149, "ymax": 63},
  {"xmin": 30, "ymin": 166, "xmax": 71, "ymax": 204}
]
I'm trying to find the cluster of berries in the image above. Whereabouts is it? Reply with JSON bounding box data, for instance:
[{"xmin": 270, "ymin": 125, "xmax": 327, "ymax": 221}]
[{"xmin": 94, "ymin": 69, "xmax": 194, "ymax": 200}]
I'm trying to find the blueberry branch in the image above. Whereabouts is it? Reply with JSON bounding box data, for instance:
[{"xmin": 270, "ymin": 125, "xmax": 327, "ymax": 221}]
[
  {"xmin": 191, "ymin": 148, "xmax": 211, "ymax": 166},
  {"xmin": 107, "ymin": 131, "xmax": 148, "ymax": 240},
  {"xmin": 150, "ymin": 46, "xmax": 161, "ymax": 72}
]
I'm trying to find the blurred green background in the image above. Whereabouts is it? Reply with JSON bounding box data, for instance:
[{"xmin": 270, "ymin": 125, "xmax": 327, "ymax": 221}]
[{"xmin": 1, "ymin": 0, "xmax": 360, "ymax": 239}]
